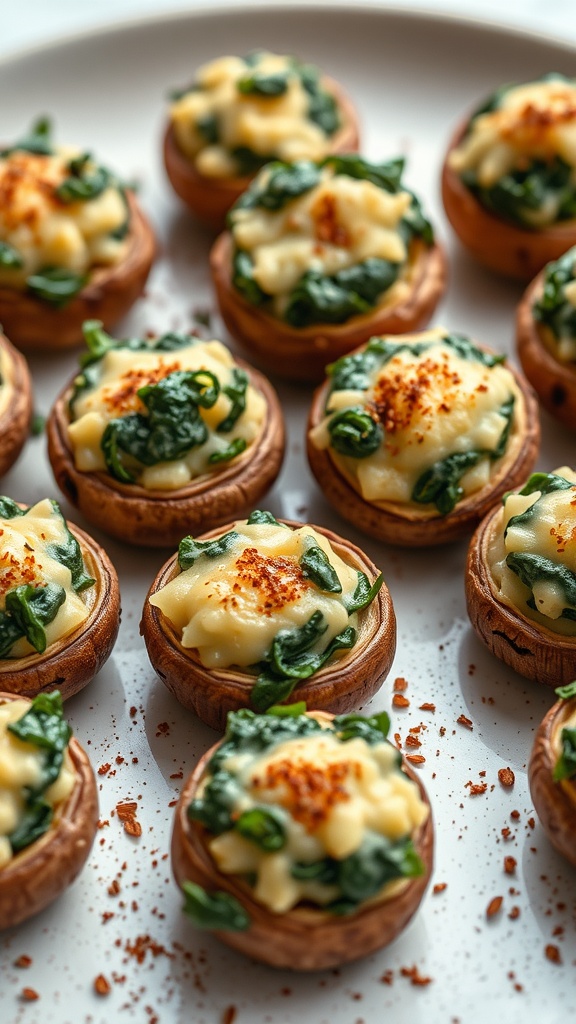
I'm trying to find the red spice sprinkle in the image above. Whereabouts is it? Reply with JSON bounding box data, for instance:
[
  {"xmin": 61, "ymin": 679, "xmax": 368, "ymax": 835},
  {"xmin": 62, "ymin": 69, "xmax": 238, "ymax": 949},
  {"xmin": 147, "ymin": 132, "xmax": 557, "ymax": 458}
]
[
  {"xmin": 504, "ymin": 856, "xmax": 517, "ymax": 875},
  {"xmin": 405, "ymin": 735, "xmax": 422, "ymax": 749},
  {"xmin": 222, "ymin": 1007, "xmax": 237, "ymax": 1024},
  {"xmin": 380, "ymin": 970, "xmax": 394, "ymax": 985},
  {"xmin": 433, "ymin": 883, "xmax": 447, "ymax": 894},
  {"xmin": 14, "ymin": 955, "xmax": 32, "ymax": 968},
  {"xmin": 94, "ymin": 975, "xmax": 111, "ymax": 996},
  {"xmin": 406, "ymin": 754, "xmax": 425, "ymax": 765},
  {"xmin": 108, "ymin": 880, "xmax": 121, "ymax": 896},
  {"xmin": 465, "ymin": 781, "xmax": 487, "ymax": 796},
  {"xmin": 498, "ymin": 767, "xmax": 515, "ymax": 788},
  {"xmin": 511, "ymin": 810, "xmax": 521, "ymax": 820},
  {"xmin": 130, "ymin": 706, "xmax": 137, "ymax": 717},
  {"xmin": 439, "ymin": 726, "xmax": 446, "ymax": 737},
  {"xmin": 392, "ymin": 694, "xmax": 410, "ymax": 708},
  {"xmin": 98, "ymin": 763, "xmax": 111, "ymax": 775},
  {"xmin": 486, "ymin": 896, "xmax": 503, "ymax": 918},
  {"xmin": 400, "ymin": 965, "xmax": 433, "ymax": 987},
  {"xmin": 393, "ymin": 677, "xmax": 408, "ymax": 691},
  {"xmin": 97, "ymin": 819, "xmax": 109, "ymax": 829},
  {"xmin": 509, "ymin": 907, "xmax": 521, "ymax": 920},
  {"xmin": 124, "ymin": 818, "xmax": 143, "ymax": 838},
  {"xmin": 501, "ymin": 827, "xmax": 513, "ymax": 840},
  {"xmin": 21, "ymin": 988, "xmax": 39, "ymax": 1002},
  {"xmin": 545, "ymin": 944, "xmax": 562, "ymax": 964},
  {"xmin": 457, "ymin": 714, "xmax": 473, "ymax": 730},
  {"xmin": 115, "ymin": 756, "xmax": 125, "ymax": 765},
  {"xmin": 394, "ymin": 732, "xmax": 402, "ymax": 748},
  {"xmin": 528, "ymin": 817, "xmax": 536, "ymax": 829},
  {"xmin": 124, "ymin": 934, "xmax": 174, "ymax": 964},
  {"xmin": 419, "ymin": 703, "xmax": 436, "ymax": 712}
]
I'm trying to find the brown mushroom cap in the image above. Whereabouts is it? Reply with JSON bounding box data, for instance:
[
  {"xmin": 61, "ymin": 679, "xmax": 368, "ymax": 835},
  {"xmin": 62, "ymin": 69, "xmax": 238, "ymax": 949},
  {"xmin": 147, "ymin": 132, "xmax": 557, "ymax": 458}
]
[
  {"xmin": 210, "ymin": 233, "xmax": 447, "ymax": 384},
  {"xmin": 529, "ymin": 696, "xmax": 576, "ymax": 867},
  {"xmin": 171, "ymin": 716, "xmax": 433, "ymax": 970},
  {"xmin": 0, "ymin": 520, "xmax": 120, "ymax": 700},
  {"xmin": 441, "ymin": 121, "xmax": 576, "ymax": 281},
  {"xmin": 141, "ymin": 519, "xmax": 396, "ymax": 731},
  {"xmin": 46, "ymin": 359, "xmax": 285, "ymax": 548},
  {"xmin": 0, "ymin": 193, "xmax": 156, "ymax": 353},
  {"xmin": 306, "ymin": 347, "xmax": 540, "ymax": 547},
  {"xmin": 516, "ymin": 268, "xmax": 576, "ymax": 429},
  {"xmin": 466, "ymin": 505, "xmax": 576, "ymax": 686},
  {"xmin": 0, "ymin": 691, "xmax": 99, "ymax": 930},
  {"xmin": 0, "ymin": 333, "xmax": 33, "ymax": 477},
  {"xmin": 163, "ymin": 74, "xmax": 360, "ymax": 232}
]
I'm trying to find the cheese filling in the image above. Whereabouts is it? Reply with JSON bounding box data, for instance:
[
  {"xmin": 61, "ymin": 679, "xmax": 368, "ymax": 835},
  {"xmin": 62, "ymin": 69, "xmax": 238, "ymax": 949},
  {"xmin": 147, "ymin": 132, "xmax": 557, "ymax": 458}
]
[
  {"xmin": 192, "ymin": 713, "xmax": 428, "ymax": 914},
  {"xmin": 67, "ymin": 337, "xmax": 266, "ymax": 490},
  {"xmin": 487, "ymin": 466, "xmax": 576, "ymax": 636},
  {"xmin": 149, "ymin": 519, "xmax": 361, "ymax": 668},
  {"xmin": 0, "ymin": 697, "xmax": 75, "ymax": 868},
  {"xmin": 0, "ymin": 145, "xmax": 129, "ymax": 291},
  {"xmin": 0, "ymin": 497, "xmax": 92, "ymax": 658},
  {"xmin": 533, "ymin": 247, "xmax": 576, "ymax": 362},
  {"xmin": 552, "ymin": 704, "xmax": 576, "ymax": 803},
  {"xmin": 308, "ymin": 328, "xmax": 520, "ymax": 511},
  {"xmin": 448, "ymin": 76, "xmax": 576, "ymax": 227},
  {"xmin": 170, "ymin": 52, "xmax": 341, "ymax": 178}
]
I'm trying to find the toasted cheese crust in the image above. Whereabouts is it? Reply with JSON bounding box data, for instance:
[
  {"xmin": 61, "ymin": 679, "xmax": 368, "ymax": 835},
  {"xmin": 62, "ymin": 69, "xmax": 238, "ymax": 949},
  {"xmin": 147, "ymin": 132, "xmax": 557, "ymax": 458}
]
[
  {"xmin": 309, "ymin": 328, "xmax": 520, "ymax": 506},
  {"xmin": 149, "ymin": 520, "xmax": 360, "ymax": 668},
  {"xmin": 487, "ymin": 466, "xmax": 576, "ymax": 635},
  {"xmin": 170, "ymin": 53, "xmax": 338, "ymax": 178},
  {"xmin": 203, "ymin": 725, "xmax": 428, "ymax": 913},
  {"xmin": 68, "ymin": 339, "xmax": 266, "ymax": 490},
  {"xmin": 0, "ymin": 149, "xmax": 128, "ymax": 289},
  {"xmin": 0, "ymin": 698, "xmax": 75, "ymax": 867}
]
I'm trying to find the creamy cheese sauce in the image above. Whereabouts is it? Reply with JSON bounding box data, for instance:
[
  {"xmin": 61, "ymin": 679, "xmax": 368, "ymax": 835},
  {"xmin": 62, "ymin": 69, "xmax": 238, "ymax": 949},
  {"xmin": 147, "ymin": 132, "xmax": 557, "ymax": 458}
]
[
  {"xmin": 309, "ymin": 328, "xmax": 520, "ymax": 506},
  {"xmin": 67, "ymin": 339, "xmax": 266, "ymax": 489},
  {"xmin": 0, "ymin": 498, "xmax": 89, "ymax": 657},
  {"xmin": 150, "ymin": 520, "xmax": 360, "ymax": 668},
  {"xmin": 0, "ymin": 149, "xmax": 128, "ymax": 288},
  {"xmin": 170, "ymin": 53, "xmax": 339, "ymax": 178},
  {"xmin": 202, "ymin": 726, "xmax": 428, "ymax": 913},
  {"xmin": 487, "ymin": 466, "xmax": 576, "ymax": 635},
  {"xmin": 230, "ymin": 165, "xmax": 413, "ymax": 317},
  {"xmin": 0, "ymin": 698, "xmax": 75, "ymax": 867}
]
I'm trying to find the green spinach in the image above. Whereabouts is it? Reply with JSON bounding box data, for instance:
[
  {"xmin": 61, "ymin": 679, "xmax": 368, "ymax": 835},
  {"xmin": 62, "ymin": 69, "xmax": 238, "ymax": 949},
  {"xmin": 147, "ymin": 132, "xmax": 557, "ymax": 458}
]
[
  {"xmin": 327, "ymin": 406, "xmax": 383, "ymax": 458},
  {"xmin": 299, "ymin": 542, "xmax": 342, "ymax": 593},
  {"xmin": 505, "ymin": 551, "xmax": 576, "ymax": 620},
  {"xmin": 178, "ymin": 530, "xmax": 240, "ymax": 571},
  {"xmin": 0, "ymin": 241, "xmax": 23, "ymax": 269},
  {"xmin": 505, "ymin": 472, "xmax": 574, "ymax": 536},
  {"xmin": 27, "ymin": 267, "xmax": 87, "ymax": 307},
  {"xmin": 181, "ymin": 881, "xmax": 251, "ymax": 931},
  {"xmin": 553, "ymin": 727, "xmax": 576, "ymax": 781},
  {"xmin": 533, "ymin": 247, "xmax": 576, "ymax": 343}
]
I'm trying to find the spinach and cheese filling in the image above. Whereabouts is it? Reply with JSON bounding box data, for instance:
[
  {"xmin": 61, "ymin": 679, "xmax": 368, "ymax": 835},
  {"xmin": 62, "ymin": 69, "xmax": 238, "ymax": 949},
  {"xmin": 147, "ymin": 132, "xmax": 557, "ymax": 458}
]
[
  {"xmin": 0, "ymin": 693, "xmax": 75, "ymax": 867},
  {"xmin": 487, "ymin": 468, "xmax": 576, "ymax": 636},
  {"xmin": 67, "ymin": 321, "xmax": 266, "ymax": 491},
  {"xmin": 182, "ymin": 708, "xmax": 427, "ymax": 925},
  {"xmin": 308, "ymin": 328, "xmax": 520, "ymax": 515},
  {"xmin": 533, "ymin": 246, "xmax": 576, "ymax": 362},
  {"xmin": 149, "ymin": 511, "xmax": 383, "ymax": 710},
  {"xmin": 0, "ymin": 118, "xmax": 131, "ymax": 306},
  {"xmin": 0, "ymin": 496, "xmax": 94, "ymax": 659},
  {"xmin": 448, "ymin": 74, "xmax": 576, "ymax": 229},
  {"xmin": 170, "ymin": 51, "xmax": 342, "ymax": 180},
  {"xmin": 0, "ymin": 345, "xmax": 12, "ymax": 420},
  {"xmin": 551, "ymin": 684, "xmax": 576, "ymax": 789},
  {"xmin": 228, "ymin": 155, "xmax": 434, "ymax": 328}
]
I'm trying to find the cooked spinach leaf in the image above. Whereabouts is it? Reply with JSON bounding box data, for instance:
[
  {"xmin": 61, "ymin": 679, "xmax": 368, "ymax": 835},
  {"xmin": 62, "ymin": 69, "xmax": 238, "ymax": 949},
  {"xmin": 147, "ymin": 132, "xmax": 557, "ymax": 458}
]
[
  {"xmin": 232, "ymin": 160, "xmax": 322, "ymax": 216},
  {"xmin": 9, "ymin": 800, "xmax": 54, "ymax": 853},
  {"xmin": 327, "ymin": 406, "xmax": 383, "ymax": 458},
  {"xmin": 217, "ymin": 368, "xmax": 248, "ymax": 432},
  {"xmin": 505, "ymin": 551, "xmax": 576, "ymax": 618},
  {"xmin": 236, "ymin": 807, "xmax": 287, "ymax": 850},
  {"xmin": 1, "ymin": 117, "xmax": 53, "ymax": 157},
  {"xmin": 237, "ymin": 71, "xmax": 289, "ymax": 96},
  {"xmin": 461, "ymin": 156, "xmax": 576, "ymax": 228},
  {"xmin": 187, "ymin": 770, "xmax": 242, "ymax": 834},
  {"xmin": 56, "ymin": 155, "xmax": 112, "ymax": 203},
  {"xmin": 555, "ymin": 681, "xmax": 576, "ymax": 700},
  {"xmin": 553, "ymin": 727, "xmax": 576, "ymax": 781},
  {"xmin": 0, "ymin": 240, "xmax": 23, "ymax": 269},
  {"xmin": 178, "ymin": 529, "xmax": 239, "ymax": 571},
  {"xmin": 533, "ymin": 247, "xmax": 576, "ymax": 343},
  {"xmin": 27, "ymin": 266, "xmax": 87, "ymax": 307},
  {"xmin": 208, "ymin": 708, "xmax": 323, "ymax": 774},
  {"xmin": 208, "ymin": 438, "xmax": 247, "ymax": 464},
  {"xmin": 299, "ymin": 542, "xmax": 342, "ymax": 593},
  {"xmin": 195, "ymin": 113, "xmax": 219, "ymax": 144},
  {"xmin": 181, "ymin": 881, "xmax": 250, "ymax": 931},
  {"xmin": 333, "ymin": 711, "xmax": 392, "ymax": 745},
  {"xmin": 2, "ymin": 583, "xmax": 66, "ymax": 655},
  {"xmin": 232, "ymin": 249, "xmax": 267, "ymax": 307},
  {"xmin": 344, "ymin": 571, "xmax": 384, "ymax": 613},
  {"xmin": 283, "ymin": 259, "xmax": 400, "ymax": 328},
  {"xmin": 46, "ymin": 506, "xmax": 95, "ymax": 592},
  {"xmin": 505, "ymin": 472, "xmax": 574, "ymax": 536},
  {"xmin": 0, "ymin": 497, "xmax": 25, "ymax": 519},
  {"xmin": 443, "ymin": 333, "xmax": 505, "ymax": 368},
  {"xmin": 246, "ymin": 510, "xmax": 283, "ymax": 526}
]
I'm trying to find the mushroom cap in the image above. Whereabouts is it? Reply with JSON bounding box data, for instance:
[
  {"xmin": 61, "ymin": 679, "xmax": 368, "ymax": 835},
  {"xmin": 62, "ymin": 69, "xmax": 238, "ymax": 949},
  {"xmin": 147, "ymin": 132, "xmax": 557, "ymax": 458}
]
[
  {"xmin": 141, "ymin": 519, "xmax": 396, "ymax": 731},
  {"xmin": 516, "ymin": 269, "xmax": 576, "ymax": 430},
  {"xmin": 46, "ymin": 359, "xmax": 285, "ymax": 548},
  {"xmin": 0, "ymin": 691, "xmax": 99, "ymax": 930},
  {"xmin": 0, "ymin": 519, "xmax": 120, "ymax": 700},
  {"xmin": 529, "ymin": 696, "xmax": 576, "ymax": 867},
  {"xmin": 210, "ymin": 233, "xmax": 447, "ymax": 383},
  {"xmin": 163, "ymin": 74, "xmax": 360, "ymax": 232},
  {"xmin": 171, "ymin": 715, "xmax": 434, "ymax": 970},
  {"xmin": 466, "ymin": 505, "xmax": 576, "ymax": 686},
  {"xmin": 306, "ymin": 345, "xmax": 540, "ymax": 546},
  {"xmin": 0, "ymin": 193, "xmax": 156, "ymax": 353}
]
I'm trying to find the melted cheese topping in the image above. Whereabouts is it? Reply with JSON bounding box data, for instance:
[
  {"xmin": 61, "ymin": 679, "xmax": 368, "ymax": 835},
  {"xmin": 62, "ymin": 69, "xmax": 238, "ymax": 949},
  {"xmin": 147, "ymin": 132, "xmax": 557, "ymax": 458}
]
[
  {"xmin": 230, "ymin": 166, "xmax": 412, "ymax": 316},
  {"xmin": 0, "ymin": 498, "xmax": 89, "ymax": 657},
  {"xmin": 68, "ymin": 339, "xmax": 266, "ymax": 489},
  {"xmin": 0, "ymin": 699, "xmax": 75, "ymax": 867},
  {"xmin": 0, "ymin": 149, "xmax": 128, "ymax": 289},
  {"xmin": 171, "ymin": 53, "xmax": 338, "ymax": 178},
  {"xmin": 205, "ymin": 728, "xmax": 428, "ymax": 913},
  {"xmin": 149, "ymin": 520, "xmax": 360, "ymax": 668},
  {"xmin": 309, "ymin": 328, "xmax": 520, "ymax": 506},
  {"xmin": 487, "ymin": 466, "xmax": 576, "ymax": 635},
  {"xmin": 449, "ymin": 79, "xmax": 576, "ymax": 212}
]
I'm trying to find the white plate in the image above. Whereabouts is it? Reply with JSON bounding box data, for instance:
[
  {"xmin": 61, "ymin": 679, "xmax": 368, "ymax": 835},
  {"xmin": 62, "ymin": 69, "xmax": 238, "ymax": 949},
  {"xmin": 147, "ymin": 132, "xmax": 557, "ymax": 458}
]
[{"xmin": 1, "ymin": 6, "xmax": 575, "ymax": 1023}]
